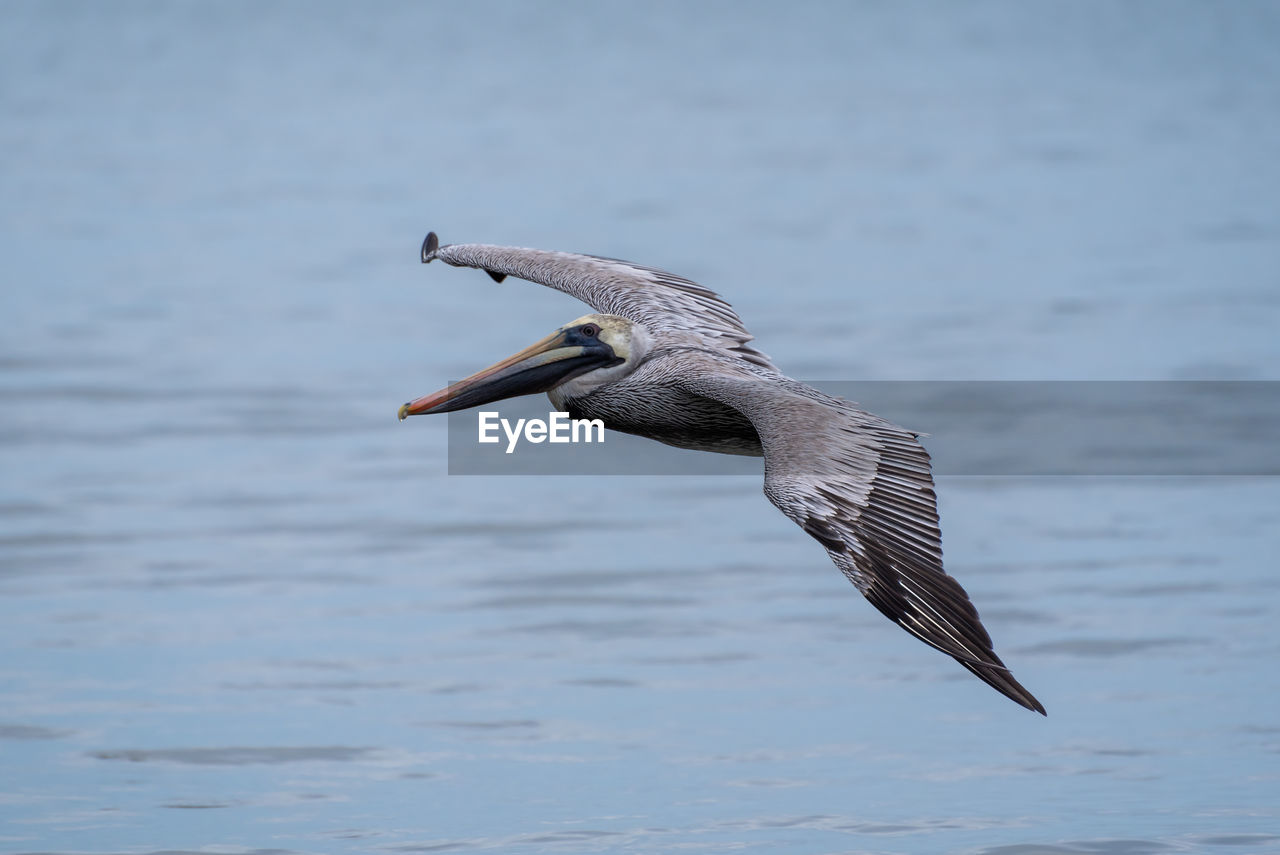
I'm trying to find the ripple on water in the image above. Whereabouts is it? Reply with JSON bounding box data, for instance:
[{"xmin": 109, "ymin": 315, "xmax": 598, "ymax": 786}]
[
  {"xmin": 0, "ymin": 723, "xmax": 73, "ymax": 740},
  {"xmin": 1015, "ymin": 637, "xmax": 1204, "ymax": 657},
  {"xmin": 976, "ymin": 842, "xmax": 1172, "ymax": 855},
  {"xmin": 4, "ymin": 851, "xmax": 298, "ymax": 855},
  {"xmin": 426, "ymin": 719, "xmax": 541, "ymax": 732},
  {"xmin": 1195, "ymin": 835, "xmax": 1280, "ymax": 847},
  {"xmin": 88, "ymin": 746, "xmax": 375, "ymax": 765},
  {"xmin": 976, "ymin": 836, "xmax": 1280, "ymax": 853}
]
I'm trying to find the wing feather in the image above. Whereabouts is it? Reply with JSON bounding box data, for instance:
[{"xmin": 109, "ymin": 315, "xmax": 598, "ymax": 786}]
[
  {"xmin": 420, "ymin": 232, "xmax": 775, "ymax": 370},
  {"xmin": 675, "ymin": 359, "xmax": 1045, "ymax": 715}
]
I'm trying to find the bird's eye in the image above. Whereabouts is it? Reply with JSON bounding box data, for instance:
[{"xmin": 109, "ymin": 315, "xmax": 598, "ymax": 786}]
[{"xmin": 580, "ymin": 324, "xmax": 598, "ymax": 338}]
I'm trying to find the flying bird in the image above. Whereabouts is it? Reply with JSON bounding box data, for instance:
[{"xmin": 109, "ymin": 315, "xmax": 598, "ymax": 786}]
[{"xmin": 400, "ymin": 232, "xmax": 1045, "ymax": 714}]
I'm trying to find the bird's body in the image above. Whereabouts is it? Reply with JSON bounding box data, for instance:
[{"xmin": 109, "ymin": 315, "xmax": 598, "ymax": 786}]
[
  {"xmin": 401, "ymin": 232, "xmax": 1046, "ymax": 715},
  {"xmin": 553, "ymin": 351, "xmax": 764, "ymax": 455}
]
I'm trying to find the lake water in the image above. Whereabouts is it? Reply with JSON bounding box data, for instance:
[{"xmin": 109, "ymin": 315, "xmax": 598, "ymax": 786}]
[{"xmin": 2, "ymin": 2, "xmax": 1279, "ymax": 853}]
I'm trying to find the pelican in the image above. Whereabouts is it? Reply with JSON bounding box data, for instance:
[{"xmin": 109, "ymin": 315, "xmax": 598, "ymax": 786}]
[{"xmin": 400, "ymin": 232, "xmax": 1045, "ymax": 715}]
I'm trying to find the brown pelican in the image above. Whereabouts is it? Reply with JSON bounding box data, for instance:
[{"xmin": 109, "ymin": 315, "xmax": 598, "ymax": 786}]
[{"xmin": 400, "ymin": 232, "xmax": 1046, "ymax": 715}]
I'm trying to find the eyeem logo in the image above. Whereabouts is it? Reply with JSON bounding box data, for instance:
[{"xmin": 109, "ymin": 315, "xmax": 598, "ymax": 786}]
[{"xmin": 478, "ymin": 411, "xmax": 606, "ymax": 454}]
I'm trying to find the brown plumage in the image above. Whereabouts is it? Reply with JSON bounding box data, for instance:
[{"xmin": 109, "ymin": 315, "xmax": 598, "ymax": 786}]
[{"xmin": 404, "ymin": 233, "xmax": 1045, "ymax": 714}]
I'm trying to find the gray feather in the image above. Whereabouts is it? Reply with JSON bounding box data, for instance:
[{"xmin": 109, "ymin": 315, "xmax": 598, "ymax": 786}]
[
  {"xmin": 668, "ymin": 353, "xmax": 1046, "ymax": 715},
  {"xmin": 420, "ymin": 234, "xmax": 775, "ymax": 370},
  {"xmin": 416, "ymin": 234, "xmax": 1044, "ymax": 715}
]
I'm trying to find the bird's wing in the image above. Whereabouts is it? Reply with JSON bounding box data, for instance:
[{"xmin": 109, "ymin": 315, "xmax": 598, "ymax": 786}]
[
  {"xmin": 675, "ymin": 360, "xmax": 1045, "ymax": 714},
  {"xmin": 420, "ymin": 232, "xmax": 775, "ymax": 370}
]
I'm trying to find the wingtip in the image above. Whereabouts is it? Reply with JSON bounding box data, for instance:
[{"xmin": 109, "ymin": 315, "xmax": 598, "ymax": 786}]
[
  {"xmin": 1017, "ymin": 683, "xmax": 1048, "ymax": 716},
  {"xmin": 1029, "ymin": 688, "xmax": 1047, "ymax": 716},
  {"xmin": 421, "ymin": 231, "xmax": 440, "ymax": 263},
  {"xmin": 959, "ymin": 659, "xmax": 1046, "ymax": 715}
]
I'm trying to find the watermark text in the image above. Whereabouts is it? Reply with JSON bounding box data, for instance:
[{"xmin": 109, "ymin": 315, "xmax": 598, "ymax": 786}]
[{"xmin": 478, "ymin": 411, "xmax": 606, "ymax": 454}]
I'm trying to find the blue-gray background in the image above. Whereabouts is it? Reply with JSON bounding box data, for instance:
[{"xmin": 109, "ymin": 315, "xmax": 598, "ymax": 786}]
[{"xmin": 2, "ymin": 2, "xmax": 1278, "ymax": 853}]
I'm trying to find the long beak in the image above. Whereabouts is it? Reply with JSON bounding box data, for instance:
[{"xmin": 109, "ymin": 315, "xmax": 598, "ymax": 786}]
[{"xmin": 399, "ymin": 330, "xmax": 618, "ymax": 420}]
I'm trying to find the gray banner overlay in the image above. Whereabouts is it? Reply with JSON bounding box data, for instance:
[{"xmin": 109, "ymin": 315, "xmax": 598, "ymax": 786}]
[{"xmin": 442, "ymin": 381, "xmax": 1280, "ymax": 476}]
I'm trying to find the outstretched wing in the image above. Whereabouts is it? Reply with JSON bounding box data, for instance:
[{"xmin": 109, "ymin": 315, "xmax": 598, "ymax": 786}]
[
  {"xmin": 420, "ymin": 232, "xmax": 775, "ymax": 370},
  {"xmin": 675, "ymin": 358, "xmax": 1045, "ymax": 714}
]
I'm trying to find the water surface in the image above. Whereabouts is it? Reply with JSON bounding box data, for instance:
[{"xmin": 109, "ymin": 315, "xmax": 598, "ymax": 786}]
[{"xmin": 2, "ymin": 2, "xmax": 1279, "ymax": 853}]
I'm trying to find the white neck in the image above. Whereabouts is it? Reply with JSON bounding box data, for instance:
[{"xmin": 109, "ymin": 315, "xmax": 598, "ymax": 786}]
[{"xmin": 550, "ymin": 322, "xmax": 652, "ymax": 404}]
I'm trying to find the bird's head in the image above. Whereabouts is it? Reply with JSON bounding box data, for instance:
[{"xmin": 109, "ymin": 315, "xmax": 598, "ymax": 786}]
[{"xmin": 398, "ymin": 314, "xmax": 649, "ymax": 419}]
